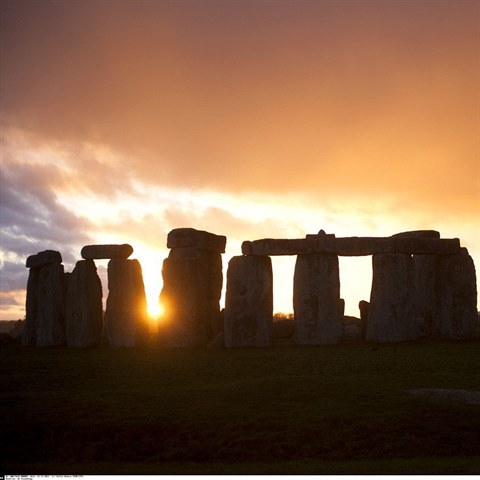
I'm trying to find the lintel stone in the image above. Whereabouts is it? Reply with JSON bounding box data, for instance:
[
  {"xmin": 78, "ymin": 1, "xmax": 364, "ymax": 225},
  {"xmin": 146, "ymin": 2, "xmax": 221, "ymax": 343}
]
[
  {"xmin": 391, "ymin": 230, "xmax": 440, "ymax": 239},
  {"xmin": 242, "ymin": 236, "xmax": 460, "ymax": 256},
  {"xmin": 81, "ymin": 244, "xmax": 133, "ymax": 260},
  {"xmin": 26, "ymin": 250, "xmax": 62, "ymax": 268},
  {"xmin": 167, "ymin": 228, "xmax": 227, "ymax": 253}
]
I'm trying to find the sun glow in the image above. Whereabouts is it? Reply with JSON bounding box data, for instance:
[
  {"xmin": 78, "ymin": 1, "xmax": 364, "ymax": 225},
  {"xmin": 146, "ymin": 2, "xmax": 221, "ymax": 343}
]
[
  {"xmin": 148, "ymin": 301, "xmax": 164, "ymax": 319},
  {"xmin": 126, "ymin": 244, "xmax": 167, "ymax": 324}
]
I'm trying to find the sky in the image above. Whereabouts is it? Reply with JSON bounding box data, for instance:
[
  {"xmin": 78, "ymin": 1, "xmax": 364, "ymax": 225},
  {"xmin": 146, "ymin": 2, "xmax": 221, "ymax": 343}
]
[{"xmin": 1, "ymin": 0, "xmax": 479, "ymax": 322}]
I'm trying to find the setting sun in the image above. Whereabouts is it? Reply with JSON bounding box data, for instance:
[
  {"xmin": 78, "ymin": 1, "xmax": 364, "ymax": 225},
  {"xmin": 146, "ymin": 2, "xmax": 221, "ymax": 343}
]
[{"xmin": 147, "ymin": 301, "xmax": 164, "ymax": 320}]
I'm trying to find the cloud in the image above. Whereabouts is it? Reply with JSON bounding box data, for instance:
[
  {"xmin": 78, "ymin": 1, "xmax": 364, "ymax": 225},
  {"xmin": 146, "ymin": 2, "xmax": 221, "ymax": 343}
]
[
  {"xmin": 1, "ymin": 0, "xmax": 477, "ymax": 213},
  {"xmin": 1, "ymin": 0, "xmax": 478, "ymax": 317},
  {"xmin": 0, "ymin": 156, "xmax": 99, "ymax": 318},
  {"xmin": 0, "ymin": 161, "xmax": 93, "ymax": 263},
  {"xmin": 0, "ymin": 261, "xmax": 27, "ymax": 292}
]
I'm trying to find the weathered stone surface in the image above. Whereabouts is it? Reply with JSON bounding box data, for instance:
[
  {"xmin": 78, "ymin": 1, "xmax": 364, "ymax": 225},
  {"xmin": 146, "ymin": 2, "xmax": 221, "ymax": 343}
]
[
  {"xmin": 22, "ymin": 268, "xmax": 39, "ymax": 346},
  {"xmin": 242, "ymin": 238, "xmax": 318, "ymax": 256},
  {"xmin": 167, "ymin": 228, "xmax": 227, "ymax": 253},
  {"xmin": 293, "ymin": 254, "xmax": 342, "ymax": 345},
  {"xmin": 339, "ymin": 298, "xmax": 345, "ymax": 318},
  {"xmin": 65, "ymin": 260, "xmax": 103, "ymax": 347},
  {"xmin": 413, "ymin": 255, "xmax": 437, "ymax": 338},
  {"xmin": 392, "ymin": 230, "xmax": 440, "ymax": 238},
  {"xmin": 366, "ymin": 254, "xmax": 417, "ymax": 343},
  {"xmin": 159, "ymin": 249, "xmax": 223, "ymax": 347},
  {"xmin": 81, "ymin": 244, "xmax": 133, "ymax": 260},
  {"xmin": 26, "ymin": 250, "xmax": 62, "ymax": 269},
  {"xmin": 272, "ymin": 319, "xmax": 295, "ymax": 339},
  {"xmin": 105, "ymin": 259, "xmax": 148, "ymax": 347},
  {"xmin": 224, "ymin": 256, "xmax": 273, "ymax": 348},
  {"xmin": 388, "ymin": 237, "xmax": 458, "ymax": 255},
  {"xmin": 242, "ymin": 237, "xmax": 460, "ymax": 256},
  {"xmin": 25, "ymin": 263, "xmax": 66, "ymax": 347},
  {"xmin": 433, "ymin": 249, "xmax": 477, "ymax": 339}
]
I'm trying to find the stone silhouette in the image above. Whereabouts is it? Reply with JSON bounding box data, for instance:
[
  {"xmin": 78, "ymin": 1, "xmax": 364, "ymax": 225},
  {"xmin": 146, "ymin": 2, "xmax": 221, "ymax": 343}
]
[
  {"xmin": 81, "ymin": 244, "xmax": 133, "ymax": 260},
  {"xmin": 105, "ymin": 259, "xmax": 148, "ymax": 347},
  {"xmin": 224, "ymin": 255, "xmax": 273, "ymax": 347},
  {"xmin": 293, "ymin": 253, "xmax": 342, "ymax": 345},
  {"xmin": 22, "ymin": 228, "xmax": 477, "ymax": 350},
  {"xmin": 23, "ymin": 250, "xmax": 66, "ymax": 347},
  {"xmin": 159, "ymin": 228, "xmax": 226, "ymax": 347},
  {"xmin": 65, "ymin": 259, "xmax": 103, "ymax": 347},
  {"xmin": 413, "ymin": 254, "xmax": 437, "ymax": 337},
  {"xmin": 433, "ymin": 249, "xmax": 477, "ymax": 339},
  {"xmin": 358, "ymin": 300, "xmax": 370, "ymax": 339},
  {"xmin": 366, "ymin": 254, "xmax": 417, "ymax": 343},
  {"xmin": 242, "ymin": 235, "xmax": 460, "ymax": 256}
]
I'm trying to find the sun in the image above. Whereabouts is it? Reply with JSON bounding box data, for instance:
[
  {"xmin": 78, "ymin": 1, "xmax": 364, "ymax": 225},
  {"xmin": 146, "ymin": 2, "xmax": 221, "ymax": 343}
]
[{"xmin": 148, "ymin": 301, "xmax": 165, "ymax": 319}]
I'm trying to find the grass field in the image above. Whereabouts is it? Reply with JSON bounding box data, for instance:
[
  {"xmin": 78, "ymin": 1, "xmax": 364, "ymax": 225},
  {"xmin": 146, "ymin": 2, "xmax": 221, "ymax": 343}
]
[{"xmin": 1, "ymin": 341, "xmax": 480, "ymax": 474}]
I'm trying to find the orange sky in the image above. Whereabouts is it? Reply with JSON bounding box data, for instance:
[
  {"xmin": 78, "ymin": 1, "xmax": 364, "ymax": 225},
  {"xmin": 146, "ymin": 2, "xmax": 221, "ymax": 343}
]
[{"xmin": 1, "ymin": 0, "xmax": 478, "ymax": 320}]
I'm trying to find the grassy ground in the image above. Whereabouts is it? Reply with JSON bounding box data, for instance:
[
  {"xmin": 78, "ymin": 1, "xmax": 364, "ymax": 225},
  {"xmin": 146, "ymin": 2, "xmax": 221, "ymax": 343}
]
[{"xmin": 1, "ymin": 341, "xmax": 480, "ymax": 474}]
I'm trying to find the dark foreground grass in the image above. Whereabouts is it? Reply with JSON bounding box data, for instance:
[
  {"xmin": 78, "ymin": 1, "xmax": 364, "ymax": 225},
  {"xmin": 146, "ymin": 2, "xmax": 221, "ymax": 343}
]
[{"xmin": 1, "ymin": 341, "xmax": 480, "ymax": 474}]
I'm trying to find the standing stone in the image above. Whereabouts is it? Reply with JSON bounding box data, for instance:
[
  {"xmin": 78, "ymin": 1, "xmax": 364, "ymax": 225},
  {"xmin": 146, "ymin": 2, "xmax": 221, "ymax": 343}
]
[
  {"xmin": 434, "ymin": 249, "xmax": 477, "ymax": 339},
  {"xmin": 159, "ymin": 229, "xmax": 225, "ymax": 347},
  {"xmin": 23, "ymin": 250, "xmax": 66, "ymax": 347},
  {"xmin": 35, "ymin": 262, "xmax": 67, "ymax": 347},
  {"xmin": 358, "ymin": 300, "xmax": 370, "ymax": 340},
  {"xmin": 159, "ymin": 248, "xmax": 223, "ymax": 347},
  {"xmin": 105, "ymin": 259, "xmax": 148, "ymax": 347},
  {"xmin": 366, "ymin": 254, "xmax": 417, "ymax": 343},
  {"xmin": 22, "ymin": 268, "xmax": 40, "ymax": 346},
  {"xmin": 26, "ymin": 250, "xmax": 63, "ymax": 269},
  {"xmin": 413, "ymin": 255, "xmax": 437, "ymax": 338},
  {"xmin": 293, "ymin": 254, "xmax": 342, "ymax": 345},
  {"xmin": 65, "ymin": 259, "xmax": 103, "ymax": 347},
  {"xmin": 224, "ymin": 256, "xmax": 273, "ymax": 348}
]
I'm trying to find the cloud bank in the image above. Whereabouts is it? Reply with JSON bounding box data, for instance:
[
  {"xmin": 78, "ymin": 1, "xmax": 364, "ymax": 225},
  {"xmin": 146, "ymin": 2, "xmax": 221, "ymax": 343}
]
[{"xmin": 2, "ymin": 0, "xmax": 478, "ymax": 209}]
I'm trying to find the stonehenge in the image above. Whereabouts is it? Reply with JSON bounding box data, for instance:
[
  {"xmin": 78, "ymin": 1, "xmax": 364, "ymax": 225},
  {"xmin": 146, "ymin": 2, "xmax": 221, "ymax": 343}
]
[
  {"xmin": 23, "ymin": 243, "xmax": 149, "ymax": 348},
  {"xmin": 433, "ymin": 249, "xmax": 477, "ymax": 339},
  {"xmin": 159, "ymin": 228, "xmax": 226, "ymax": 347},
  {"xmin": 65, "ymin": 259, "xmax": 103, "ymax": 347},
  {"xmin": 81, "ymin": 244, "xmax": 133, "ymax": 260},
  {"xmin": 22, "ymin": 228, "xmax": 478, "ymax": 349},
  {"xmin": 23, "ymin": 250, "xmax": 66, "ymax": 347},
  {"xmin": 293, "ymin": 254, "xmax": 342, "ymax": 345},
  {"xmin": 231, "ymin": 230, "xmax": 476, "ymax": 345},
  {"xmin": 105, "ymin": 259, "xmax": 148, "ymax": 347},
  {"xmin": 241, "ymin": 235, "xmax": 460, "ymax": 257},
  {"xmin": 224, "ymin": 255, "xmax": 273, "ymax": 347},
  {"xmin": 366, "ymin": 254, "xmax": 417, "ymax": 343}
]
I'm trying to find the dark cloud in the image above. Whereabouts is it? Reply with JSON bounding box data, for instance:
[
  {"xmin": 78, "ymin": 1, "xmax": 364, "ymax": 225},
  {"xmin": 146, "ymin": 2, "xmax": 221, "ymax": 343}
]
[
  {"xmin": 0, "ymin": 159, "xmax": 96, "ymax": 312},
  {"xmin": 0, "ymin": 261, "xmax": 27, "ymax": 292},
  {"xmin": 0, "ymin": 161, "xmax": 93, "ymax": 261}
]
